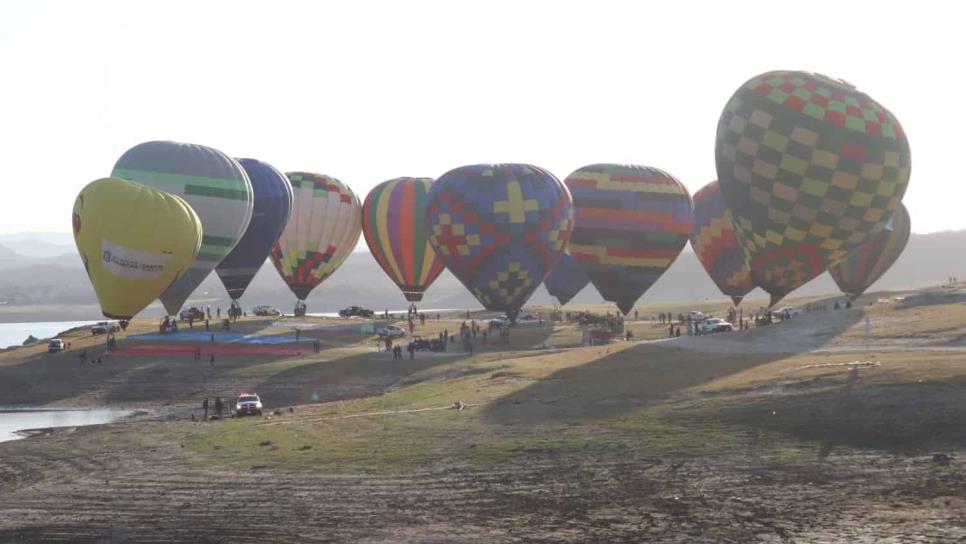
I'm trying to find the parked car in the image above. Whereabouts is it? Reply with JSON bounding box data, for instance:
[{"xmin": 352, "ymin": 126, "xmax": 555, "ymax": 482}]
[
  {"xmin": 252, "ymin": 305, "xmax": 282, "ymax": 317},
  {"xmin": 488, "ymin": 316, "xmax": 512, "ymax": 328},
  {"xmin": 339, "ymin": 306, "xmax": 374, "ymax": 318},
  {"xmin": 91, "ymin": 321, "xmax": 120, "ymax": 335},
  {"xmin": 698, "ymin": 318, "xmax": 732, "ymax": 334},
  {"xmin": 376, "ymin": 325, "xmax": 406, "ymax": 338},
  {"xmin": 179, "ymin": 307, "xmax": 205, "ymax": 321},
  {"xmin": 687, "ymin": 311, "xmax": 708, "ymax": 322},
  {"xmin": 235, "ymin": 393, "xmax": 263, "ymax": 417},
  {"xmin": 47, "ymin": 339, "xmax": 65, "ymax": 353},
  {"xmin": 775, "ymin": 306, "xmax": 800, "ymax": 319}
]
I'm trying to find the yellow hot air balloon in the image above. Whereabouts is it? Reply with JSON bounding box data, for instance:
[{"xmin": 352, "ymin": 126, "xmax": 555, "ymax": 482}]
[{"xmin": 72, "ymin": 178, "xmax": 203, "ymax": 320}]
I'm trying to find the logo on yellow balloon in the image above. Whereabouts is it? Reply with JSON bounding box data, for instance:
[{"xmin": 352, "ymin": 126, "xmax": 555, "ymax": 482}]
[{"xmin": 100, "ymin": 239, "xmax": 171, "ymax": 281}]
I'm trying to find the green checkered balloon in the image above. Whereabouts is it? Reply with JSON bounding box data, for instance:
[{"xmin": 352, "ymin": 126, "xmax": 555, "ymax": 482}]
[{"xmin": 715, "ymin": 71, "xmax": 911, "ymax": 306}]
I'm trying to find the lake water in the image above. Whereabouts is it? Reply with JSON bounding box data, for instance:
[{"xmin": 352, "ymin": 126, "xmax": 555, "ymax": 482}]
[
  {"xmin": 0, "ymin": 320, "xmax": 97, "ymax": 349},
  {"xmin": 0, "ymin": 408, "xmax": 133, "ymax": 443}
]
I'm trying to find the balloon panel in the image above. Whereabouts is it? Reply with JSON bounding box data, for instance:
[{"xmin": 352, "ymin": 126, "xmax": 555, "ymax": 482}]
[
  {"xmin": 270, "ymin": 172, "xmax": 361, "ymax": 301},
  {"xmin": 425, "ymin": 164, "xmax": 573, "ymax": 312},
  {"xmin": 215, "ymin": 158, "xmax": 293, "ymax": 300},
  {"xmin": 715, "ymin": 71, "xmax": 910, "ymax": 305},
  {"xmin": 830, "ymin": 202, "xmax": 910, "ymax": 300},
  {"xmin": 73, "ymin": 178, "xmax": 202, "ymax": 320},
  {"xmin": 690, "ymin": 180, "xmax": 755, "ymax": 305},
  {"xmin": 543, "ymin": 252, "xmax": 590, "ymax": 306},
  {"xmin": 566, "ymin": 164, "xmax": 693, "ymax": 314},
  {"xmin": 112, "ymin": 141, "xmax": 253, "ymax": 314},
  {"xmin": 363, "ymin": 177, "xmax": 446, "ymax": 302}
]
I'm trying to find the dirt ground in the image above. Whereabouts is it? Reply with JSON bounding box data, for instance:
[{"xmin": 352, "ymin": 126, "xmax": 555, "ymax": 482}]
[{"xmin": 1, "ymin": 293, "xmax": 965, "ymax": 543}]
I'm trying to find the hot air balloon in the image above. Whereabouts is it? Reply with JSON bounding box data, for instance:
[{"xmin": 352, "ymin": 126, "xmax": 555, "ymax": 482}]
[
  {"xmin": 112, "ymin": 141, "xmax": 254, "ymax": 315},
  {"xmin": 270, "ymin": 172, "xmax": 361, "ymax": 314},
  {"xmin": 215, "ymin": 158, "xmax": 293, "ymax": 302},
  {"xmin": 72, "ymin": 178, "xmax": 202, "ymax": 320},
  {"xmin": 362, "ymin": 177, "xmax": 446, "ymax": 302},
  {"xmin": 829, "ymin": 202, "xmax": 910, "ymax": 301},
  {"xmin": 690, "ymin": 180, "xmax": 755, "ymax": 306},
  {"xmin": 566, "ymin": 164, "xmax": 693, "ymax": 315},
  {"xmin": 425, "ymin": 164, "xmax": 573, "ymax": 315},
  {"xmin": 543, "ymin": 252, "xmax": 589, "ymax": 306},
  {"xmin": 715, "ymin": 71, "xmax": 911, "ymax": 306}
]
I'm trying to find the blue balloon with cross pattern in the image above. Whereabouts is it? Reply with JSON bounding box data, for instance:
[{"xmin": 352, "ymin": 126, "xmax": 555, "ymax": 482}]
[{"xmin": 424, "ymin": 164, "xmax": 574, "ymax": 312}]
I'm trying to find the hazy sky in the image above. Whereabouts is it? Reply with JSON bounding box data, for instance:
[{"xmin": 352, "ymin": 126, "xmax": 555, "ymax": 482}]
[{"xmin": 0, "ymin": 1, "xmax": 959, "ymax": 235}]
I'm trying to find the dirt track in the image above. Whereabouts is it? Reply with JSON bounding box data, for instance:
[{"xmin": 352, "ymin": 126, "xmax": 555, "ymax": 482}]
[{"xmin": 2, "ymin": 417, "xmax": 963, "ymax": 544}]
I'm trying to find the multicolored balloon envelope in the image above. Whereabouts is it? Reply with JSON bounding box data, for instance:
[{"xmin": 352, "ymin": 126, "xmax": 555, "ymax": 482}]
[
  {"xmin": 73, "ymin": 178, "xmax": 202, "ymax": 320},
  {"xmin": 215, "ymin": 158, "xmax": 293, "ymax": 301},
  {"xmin": 715, "ymin": 70, "xmax": 911, "ymax": 306},
  {"xmin": 690, "ymin": 180, "xmax": 755, "ymax": 306},
  {"xmin": 112, "ymin": 141, "xmax": 254, "ymax": 315},
  {"xmin": 270, "ymin": 172, "xmax": 362, "ymax": 303},
  {"xmin": 566, "ymin": 164, "xmax": 693, "ymax": 315},
  {"xmin": 425, "ymin": 164, "xmax": 573, "ymax": 313},
  {"xmin": 363, "ymin": 177, "xmax": 446, "ymax": 302},
  {"xmin": 829, "ymin": 202, "xmax": 910, "ymax": 301},
  {"xmin": 543, "ymin": 252, "xmax": 589, "ymax": 306}
]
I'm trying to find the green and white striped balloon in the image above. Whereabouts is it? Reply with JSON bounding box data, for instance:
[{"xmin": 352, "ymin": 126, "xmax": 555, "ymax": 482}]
[{"xmin": 112, "ymin": 141, "xmax": 254, "ymax": 315}]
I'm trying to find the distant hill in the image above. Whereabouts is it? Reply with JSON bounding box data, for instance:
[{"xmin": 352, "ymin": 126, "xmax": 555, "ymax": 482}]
[{"xmin": 0, "ymin": 229, "xmax": 963, "ymax": 320}]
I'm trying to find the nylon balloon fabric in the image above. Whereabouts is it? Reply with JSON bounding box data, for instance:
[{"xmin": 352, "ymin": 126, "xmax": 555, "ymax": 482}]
[
  {"xmin": 715, "ymin": 71, "xmax": 911, "ymax": 306},
  {"xmin": 566, "ymin": 164, "xmax": 693, "ymax": 315},
  {"xmin": 362, "ymin": 177, "xmax": 446, "ymax": 302},
  {"xmin": 829, "ymin": 202, "xmax": 910, "ymax": 301},
  {"xmin": 425, "ymin": 164, "xmax": 574, "ymax": 313},
  {"xmin": 270, "ymin": 172, "xmax": 362, "ymax": 302},
  {"xmin": 112, "ymin": 141, "xmax": 254, "ymax": 315},
  {"xmin": 215, "ymin": 158, "xmax": 293, "ymax": 301},
  {"xmin": 73, "ymin": 178, "xmax": 202, "ymax": 320},
  {"xmin": 690, "ymin": 180, "xmax": 755, "ymax": 306},
  {"xmin": 543, "ymin": 252, "xmax": 590, "ymax": 306}
]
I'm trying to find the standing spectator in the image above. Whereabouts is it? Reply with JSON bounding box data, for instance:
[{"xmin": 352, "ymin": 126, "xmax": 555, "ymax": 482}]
[{"xmin": 202, "ymin": 397, "xmax": 209, "ymax": 419}]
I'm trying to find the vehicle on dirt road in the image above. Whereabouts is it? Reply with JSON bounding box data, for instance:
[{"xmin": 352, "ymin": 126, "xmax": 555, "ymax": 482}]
[
  {"xmin": 235, "ymin": 393, "xmax": 263, "ymax": 417},
  {"xmin": 48, "ymin": 339, "xmax": 65, "ymax": 353},
  {"xmin": 687, "ymin": 311, "xmax": 708, "ymax": 322},
  {"xmin": 252, "ymin": 305, "xmax": 282, "ymax": 317},
  {"xmin": 698, "ymin": 318, "xmax": 733, "ymax": 334},
  {"xmin": 91, "ymin": 321, "xmax": 121, "ymax": 335},
  {"xmin": 339, "ymin": 306, "xmax": 374, "ymax": 318},
  {"xmin": 376, "ymin": 325, "xmax": 405, "ymax": 338},
  {"xmin": 179, "ymin": 307, "xmax": 205, "ymax": 321}
]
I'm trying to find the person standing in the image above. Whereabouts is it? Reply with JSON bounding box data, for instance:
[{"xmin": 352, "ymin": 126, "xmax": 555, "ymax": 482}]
[
  {"xmin": 203, "ymin": 397, "xmax": 209, "ymax": 419},
  {"xmin": 214, "ymin": 396, "xmax": 223, "ymax": 418}
]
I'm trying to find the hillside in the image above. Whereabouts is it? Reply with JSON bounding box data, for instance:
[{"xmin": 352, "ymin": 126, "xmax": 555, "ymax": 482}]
[{"xmin": 0, "ymin": 228, "xmax": 964, "ymax": 320}]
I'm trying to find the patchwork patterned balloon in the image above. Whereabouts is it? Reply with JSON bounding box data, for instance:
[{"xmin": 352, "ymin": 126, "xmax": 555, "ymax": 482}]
[
  {"xmin": 690, "ymin": 180, "xmax": 755, "ymax": 306},
  {"xmin": 425, "ymin": 164, "xmax": 573, "ymax": 313},
  {"xmin": 566, "ymin": 164, "xmax": 693, "ymax": 315},
  {"xmin": 112, "ymin": 141, "xmax": 254, "ymax": 315},
  {"xmin": 715, "ymin": 71, "xmax": 911, "ymax": 306},
  {"xmin": 215, "ymin": 158, "xmax": 293, "ymax": 301},
  {"xmin": 543, "ymin": 252, "xmax": 589, "ymax": 306},
  {"xmin": 829, "ymin": 202, "xmax": 910, "ymax": 301},
  {"xmin": 363, "ymin": 177, "xmax": 446, "ymax": 302},
  {"xmin": 270, "ymin": 172, "xmax": 361, "ymax": 303}
]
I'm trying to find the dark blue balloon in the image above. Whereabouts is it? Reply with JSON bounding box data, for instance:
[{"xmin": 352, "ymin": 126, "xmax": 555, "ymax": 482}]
[
  {"xmin": 216, "ymin": 158, "xmax": 294, "ymax": 300},
  {"xmin": 543, "ymin": 253, "xmax": 589, "ymax": 306}
]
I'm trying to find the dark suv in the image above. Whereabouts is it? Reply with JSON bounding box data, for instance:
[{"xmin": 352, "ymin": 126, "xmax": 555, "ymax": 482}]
[{"xmin": 338, "ymin": 306, "xmax": 374, "ymax": 318}]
